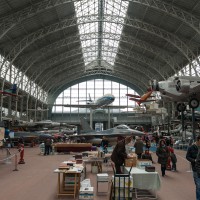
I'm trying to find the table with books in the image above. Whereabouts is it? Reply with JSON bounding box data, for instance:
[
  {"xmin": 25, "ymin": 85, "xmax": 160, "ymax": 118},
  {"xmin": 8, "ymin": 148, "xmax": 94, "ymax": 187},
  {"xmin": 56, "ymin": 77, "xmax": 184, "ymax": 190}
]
[{"xmin": 54, "ymin": 160, "xmax": 84, "ymax": 199}]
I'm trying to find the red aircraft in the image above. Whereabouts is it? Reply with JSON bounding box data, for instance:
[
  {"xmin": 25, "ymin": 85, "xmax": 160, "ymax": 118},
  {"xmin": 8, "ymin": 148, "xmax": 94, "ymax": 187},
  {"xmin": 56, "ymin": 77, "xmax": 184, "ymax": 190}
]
[{"xmin": 126, "ymin": 89, "xmax": 156, "ymax": 106}]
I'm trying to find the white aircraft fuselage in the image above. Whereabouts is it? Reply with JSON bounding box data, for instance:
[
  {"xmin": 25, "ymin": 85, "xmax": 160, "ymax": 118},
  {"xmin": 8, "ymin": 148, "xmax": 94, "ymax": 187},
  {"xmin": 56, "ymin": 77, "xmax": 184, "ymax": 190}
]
[
  {"xmin": 89, "ymin": 94, "xmax": 115, "ymax": 108},
  {"xmin": 154, "ymin": 76, "xmax": 200, "ymax": 104}
]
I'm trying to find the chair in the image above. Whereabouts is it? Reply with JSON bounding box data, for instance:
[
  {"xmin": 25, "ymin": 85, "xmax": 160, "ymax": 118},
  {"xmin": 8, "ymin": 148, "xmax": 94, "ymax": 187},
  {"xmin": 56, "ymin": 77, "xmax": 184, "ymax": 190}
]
[{"xmin": 111, "ymin": 162, "xmax": 133, "ymax": 200}]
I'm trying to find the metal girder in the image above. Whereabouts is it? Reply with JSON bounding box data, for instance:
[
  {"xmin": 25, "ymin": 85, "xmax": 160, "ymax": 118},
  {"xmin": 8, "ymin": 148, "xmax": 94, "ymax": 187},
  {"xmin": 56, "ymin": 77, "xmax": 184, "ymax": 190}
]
[
  {"xmin": 13, "ymin": 30, "xmax": 181, "ymax": 85},
  {"xmin": 47, "ymin": 65, "xmax": 148, "ymax": 91},
  {"xmin": 16, "ymin": 34, "xmax": 180, "ymax": 93},
  {"xmin": 1, "ymin": 0, "xmax": 199, "ymax": 48},
  {"xmin": 120, "ymin": 34, "xmax": 181, "ymax": 74},
  {"xmin": 116, "ymin": 48, "xmax": 165, "ymax": 79},
  {"xmin": 126, "ymin": 0, "xmax": 200, "ymax": 37},
  {"xmin": 1, "ymin": 14, "xmax": 197, "ymax": 101},
  {"xmin": 47, "ymin": 68, "xmax": 147, "ymax": 97},
  {"xmin": 124, "ymin": 17, "xmax": 200, "ymax": 75},
  {"xmin": 35, "ymin": 54, "xmax": 154, "ymax": 90},
  {"xmin": 1, "ymin": 14, "xmax": 195, "ymax": 75},
  {"xmin": 0, "ymin": 16, "xmax": 78, "ymax": 72},
  {"xmin": 115, "ymin": 60, "xmax": 154, "ymax": 80},
  {"xmin": 15, "ymin": 32, "xmax": 180, "ymax": 88},
  {"xmin": 0, "ymin": 0, "xmax": 77, "ymax": 40},
  {"xmin": 30, "ymin": 45, "xmax": 163, "ymax": 84}
]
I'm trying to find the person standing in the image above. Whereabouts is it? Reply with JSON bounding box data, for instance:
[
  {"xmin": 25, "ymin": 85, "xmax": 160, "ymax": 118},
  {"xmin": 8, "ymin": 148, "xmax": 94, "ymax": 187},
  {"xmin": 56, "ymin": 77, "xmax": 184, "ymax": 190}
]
[
  {"xmin": 111, "ymin": 136, "xmax": 132, "ymax": 174},
  {"xmin": 156, "ymin": 139, "xmax": 169, "ymax": 177},
  {"xmin": 44, "ymin": 138, "xmax": 51, "ymax": 155},
  {"xmin": 134, "ymin": 136, "xmax": 144, "ymax": 159},
  {"xmin": 186, "ymin": 135, "xmax": 200, "ymax": 200}
]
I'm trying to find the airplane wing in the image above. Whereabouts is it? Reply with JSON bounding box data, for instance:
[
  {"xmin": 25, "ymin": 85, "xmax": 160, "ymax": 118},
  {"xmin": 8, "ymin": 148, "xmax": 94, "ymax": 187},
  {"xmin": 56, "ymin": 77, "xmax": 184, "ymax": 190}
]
[
  {"xmin": 68, "ymin": 129, "xmax": 144, "ymax": 138},
  {"xmin": 53, "ymin": 104, "xmax": 130, "ymax": 109},
  {"xmin": 190, "ymin": 84, "xmax": 200, "ymax": 93},
  {"xmin": 126, "ymin": 94, "xmax": 141, "ymax": 98},
  {"xmin": 129, "ymin": 97, "xmax": 140, "ymax": 101},
  {"xmin": 0, "ymin": 90, "xmax": 18, "ymax": 97}
]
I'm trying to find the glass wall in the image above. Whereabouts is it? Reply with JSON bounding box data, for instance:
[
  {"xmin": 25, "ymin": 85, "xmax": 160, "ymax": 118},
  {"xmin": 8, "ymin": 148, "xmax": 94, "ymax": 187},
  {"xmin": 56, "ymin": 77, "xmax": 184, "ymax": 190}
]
[{"xmin": 52, "ymin": 79, "xmax": 138, "ymax": 113}]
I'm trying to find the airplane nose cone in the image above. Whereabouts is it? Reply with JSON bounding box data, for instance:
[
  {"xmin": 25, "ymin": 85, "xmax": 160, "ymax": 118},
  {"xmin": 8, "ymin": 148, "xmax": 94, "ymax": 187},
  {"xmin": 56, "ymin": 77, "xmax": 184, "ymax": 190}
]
[{"xmin": 111, "ymin": 95, "xmax": 115, "ymax": 101}]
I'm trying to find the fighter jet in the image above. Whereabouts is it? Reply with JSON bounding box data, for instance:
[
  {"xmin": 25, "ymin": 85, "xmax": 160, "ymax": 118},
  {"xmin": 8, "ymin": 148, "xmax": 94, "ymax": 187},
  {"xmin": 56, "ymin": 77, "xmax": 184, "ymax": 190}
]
[
  {"xmin": 68, "ymin": 117, "xmax": 144, "ymax": 144},
  {"xmin": 150, "ymin": 76, "xmax": 200, "ymax": 111}
]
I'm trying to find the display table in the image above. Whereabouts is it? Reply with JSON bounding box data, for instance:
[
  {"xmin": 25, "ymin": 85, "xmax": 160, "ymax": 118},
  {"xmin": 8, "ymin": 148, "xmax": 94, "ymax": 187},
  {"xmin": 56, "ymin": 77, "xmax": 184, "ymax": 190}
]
[
  {"xmin": 54, "ymin": 162, "xmax": 84, "ymax": 199},
  {"xmin": 125, "ymin": 167, "xmax": 161, "ymax": 199}
]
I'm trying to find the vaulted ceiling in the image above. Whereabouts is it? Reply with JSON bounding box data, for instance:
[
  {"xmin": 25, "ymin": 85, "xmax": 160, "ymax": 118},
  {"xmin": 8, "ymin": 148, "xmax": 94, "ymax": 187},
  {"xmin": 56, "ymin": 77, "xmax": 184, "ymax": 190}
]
[{"xmin": 1, "ymin": 0, "xmax": 200, "ymax": 106}]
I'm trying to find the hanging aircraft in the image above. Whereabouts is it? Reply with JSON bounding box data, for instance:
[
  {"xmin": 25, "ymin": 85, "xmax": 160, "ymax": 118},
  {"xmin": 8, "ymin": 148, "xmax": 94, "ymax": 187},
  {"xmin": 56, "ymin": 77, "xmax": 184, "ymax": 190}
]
[
  {"xmin": 126, "ymin": 89, "xmax": 156, "ymax": 106},
  {"xmin": 0, "ymin": 84, "xmax": 18, "ymax": 97},
  {"xmin": 150, "ymin": 76, "xmax": 200, "ymax": 111},
  {"xmin": 68, "ymin": 117, "xmax": 145, "ymax": 144},
  {"xmin": 53, "ymin": 93, "xmax": 128, "ymax": 109}
]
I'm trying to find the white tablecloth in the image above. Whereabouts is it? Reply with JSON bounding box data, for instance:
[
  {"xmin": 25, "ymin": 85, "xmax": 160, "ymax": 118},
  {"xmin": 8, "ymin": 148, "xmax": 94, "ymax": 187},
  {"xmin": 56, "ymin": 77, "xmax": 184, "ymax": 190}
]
[{"xmin": 125, "ymin": 167, "xmax": 161, "ymax": 190}]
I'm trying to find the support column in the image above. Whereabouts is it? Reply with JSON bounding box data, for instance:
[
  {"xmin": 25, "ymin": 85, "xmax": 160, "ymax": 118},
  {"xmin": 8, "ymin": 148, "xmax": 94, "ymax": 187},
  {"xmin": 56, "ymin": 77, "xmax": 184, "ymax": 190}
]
[
  {"xmin": 108, "ymin": 107, "xmax": 110, "ymax": 129},
  {"xmin": 191, "ymin": 108, "xmax": 196, "ymax": 142},
  {"xmin": 90, "ymin": 108, "xmax": 93, "ymax": 129}
]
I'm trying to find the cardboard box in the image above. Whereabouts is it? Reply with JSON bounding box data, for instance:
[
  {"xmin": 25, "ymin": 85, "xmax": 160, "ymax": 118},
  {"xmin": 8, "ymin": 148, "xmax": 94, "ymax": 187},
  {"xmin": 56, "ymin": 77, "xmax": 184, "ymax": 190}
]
[
  {"xmin": 79, "ymin": 187, "xmax": 94, "ymax": 194},
  {"xmin": 81, "ymin": 179, "xmax": 91, "ymax": 187},
  {"xmin": 125, "ymin": 156, "xmax": 137, "ymax": 167},
  {"xmin": 137, "ymin": 159, "xmax": 152, "ymax": 169},
  {"xmin": 145, "ymin": 165, "xmax": 155, "ymax": 172}
]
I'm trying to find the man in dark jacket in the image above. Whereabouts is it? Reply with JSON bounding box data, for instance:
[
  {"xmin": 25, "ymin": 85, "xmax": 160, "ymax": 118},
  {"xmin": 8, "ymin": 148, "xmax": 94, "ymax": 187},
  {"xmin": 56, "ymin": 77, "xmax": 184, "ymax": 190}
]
[
  {"xmin": 134, "ymin": 136, "xmax": 144, "ymax": 159},
  {"xmin": 186, "ymin": 135, "xmax": 200, "ymax": 200},
  {"xmin": 111, "ymin": 136, "xmax": 132, "ymax": 174}
]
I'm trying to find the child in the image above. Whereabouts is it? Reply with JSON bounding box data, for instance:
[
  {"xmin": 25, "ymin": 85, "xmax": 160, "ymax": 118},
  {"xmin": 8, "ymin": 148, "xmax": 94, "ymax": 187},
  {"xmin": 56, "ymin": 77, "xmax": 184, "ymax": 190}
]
[{"xmin": 170, "ymin": 147, "xmax": 177, "ymax": 171}]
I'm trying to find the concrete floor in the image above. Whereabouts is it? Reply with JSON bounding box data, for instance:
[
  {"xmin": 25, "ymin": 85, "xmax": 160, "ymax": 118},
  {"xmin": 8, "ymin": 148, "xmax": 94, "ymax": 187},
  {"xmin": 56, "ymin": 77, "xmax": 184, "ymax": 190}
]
[{"xmin": 0, "ymin": 146, "xmax": 195, "ymax": 200}]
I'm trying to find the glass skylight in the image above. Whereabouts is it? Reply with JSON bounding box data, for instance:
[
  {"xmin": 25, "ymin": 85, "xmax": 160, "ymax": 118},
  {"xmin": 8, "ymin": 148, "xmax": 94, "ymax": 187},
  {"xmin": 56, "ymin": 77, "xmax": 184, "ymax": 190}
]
[{"xmin": 75, "ymin": 0, "xmax": 128, "ymax": 68}]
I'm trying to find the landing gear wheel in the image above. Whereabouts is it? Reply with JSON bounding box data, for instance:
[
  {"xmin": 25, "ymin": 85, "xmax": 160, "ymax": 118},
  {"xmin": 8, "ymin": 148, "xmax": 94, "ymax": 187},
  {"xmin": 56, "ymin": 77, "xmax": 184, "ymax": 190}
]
[
  {"xmin": 177, "ymin": 103, "xmax": 186, "ymax": 112},
  {"xmin": 189, "ymin": 98, "xmax": 199, "ymax": 109}
]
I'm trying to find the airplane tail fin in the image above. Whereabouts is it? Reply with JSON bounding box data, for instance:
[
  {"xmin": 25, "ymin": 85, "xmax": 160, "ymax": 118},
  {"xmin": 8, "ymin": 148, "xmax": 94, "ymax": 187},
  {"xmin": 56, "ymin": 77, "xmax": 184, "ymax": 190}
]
[
  {"xmin": 11, "ymin": 84, "xmax": 17, "ymax": 94},
  {"xmin": 80, "ymin": 117, "xmax": 93, "ymax": 133}
]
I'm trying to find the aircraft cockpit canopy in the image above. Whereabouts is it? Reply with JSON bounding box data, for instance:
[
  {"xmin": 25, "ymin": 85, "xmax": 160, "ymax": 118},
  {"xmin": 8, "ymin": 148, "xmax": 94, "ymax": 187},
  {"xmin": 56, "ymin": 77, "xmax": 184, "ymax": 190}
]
[{"xmin": 116, "ymin": 125, "xmax": 129, "ymax": 129}]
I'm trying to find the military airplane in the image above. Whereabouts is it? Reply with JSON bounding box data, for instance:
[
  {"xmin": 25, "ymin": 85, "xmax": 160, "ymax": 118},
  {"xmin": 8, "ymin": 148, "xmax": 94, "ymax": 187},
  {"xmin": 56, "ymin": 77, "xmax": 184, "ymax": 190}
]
[
  {"xmin": 68, "ymin": 117, "xmax": 144, "ymax": 144},
  {"xmin": 150, "ymin": 76, "xmax": 200, "ymax": 111},
  {"xmin": 126, "ymin": 89, "xmax": 155, "ymax": 106},
  {"xmin": 16, "ymin": 120, "xmax": 76, "ymax": 131}
]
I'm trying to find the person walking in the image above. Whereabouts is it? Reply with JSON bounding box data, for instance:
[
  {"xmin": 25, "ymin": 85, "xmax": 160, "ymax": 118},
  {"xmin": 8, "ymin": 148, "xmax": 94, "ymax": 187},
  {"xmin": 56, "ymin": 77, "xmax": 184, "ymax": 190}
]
[
  {"xmin": 134, "ymin": 136, "xmax": 144, "ymax": 159},
  {"xmin": 156, "ymin": 139, "xmax": 169, "ymax": 177},
  {"xmin": 111, "ymin": 136, "xmax": 132, "ymax": 174},
  {"xmin": 186, "ymin": 135, "xmax": 200, "ymax": 200}
]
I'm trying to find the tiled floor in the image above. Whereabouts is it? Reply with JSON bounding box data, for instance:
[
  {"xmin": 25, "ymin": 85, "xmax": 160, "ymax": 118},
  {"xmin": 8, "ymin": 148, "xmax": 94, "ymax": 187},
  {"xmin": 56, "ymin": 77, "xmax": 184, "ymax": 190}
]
[{"xmin": 0, "ymin": 146, "xmax": 196, "ymax": 200}]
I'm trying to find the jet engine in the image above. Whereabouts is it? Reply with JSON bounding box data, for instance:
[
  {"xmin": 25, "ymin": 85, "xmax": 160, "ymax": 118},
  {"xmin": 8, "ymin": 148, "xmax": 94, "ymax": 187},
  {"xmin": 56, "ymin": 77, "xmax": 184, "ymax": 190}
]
[{"xmin": 175, "ymin": 78, "xmax": 190, "ymax": 93}]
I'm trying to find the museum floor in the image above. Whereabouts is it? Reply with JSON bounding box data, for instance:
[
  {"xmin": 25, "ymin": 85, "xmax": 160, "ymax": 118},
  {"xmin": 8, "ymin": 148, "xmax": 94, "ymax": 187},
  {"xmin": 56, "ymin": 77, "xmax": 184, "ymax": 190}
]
[{"xmin": 0, "ymin": 146, "xmax": 195, "ymax": 200}]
